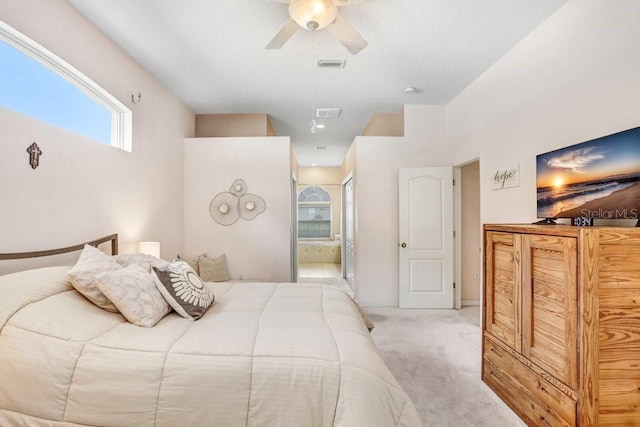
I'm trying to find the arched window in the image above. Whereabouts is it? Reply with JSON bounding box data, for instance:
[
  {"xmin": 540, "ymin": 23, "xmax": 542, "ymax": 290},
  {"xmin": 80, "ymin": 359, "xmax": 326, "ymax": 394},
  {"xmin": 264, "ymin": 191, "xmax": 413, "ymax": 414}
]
[
  {"xmin": 0, "ymin": 22, "xmax": 132, "ymax": 151},
  {"xmin": 298, "ymin": 186, "xmax": 332, "ymax": 239},
  {"xmin": 298, "ymin": 185, "xmax": 331, "ymax": 203}
]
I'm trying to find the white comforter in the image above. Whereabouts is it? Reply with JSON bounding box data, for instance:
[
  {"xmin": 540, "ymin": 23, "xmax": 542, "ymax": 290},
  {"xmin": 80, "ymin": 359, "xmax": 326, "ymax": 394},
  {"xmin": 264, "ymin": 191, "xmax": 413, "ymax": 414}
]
[{"xmin": 0, "ymin": 267, "xmax": 421, "ymax": 427}]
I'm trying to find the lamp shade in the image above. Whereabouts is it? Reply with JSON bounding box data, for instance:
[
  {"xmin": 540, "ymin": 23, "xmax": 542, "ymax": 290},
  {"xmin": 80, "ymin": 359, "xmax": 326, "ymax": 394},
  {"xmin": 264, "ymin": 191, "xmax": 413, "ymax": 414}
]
[
  {"xmin": 138, "ymin": 241, "xmax": 160, "ymax": 258},
  {"xmin": 289, "ymin": 0, "xmax": 338, "ymax": 31}
]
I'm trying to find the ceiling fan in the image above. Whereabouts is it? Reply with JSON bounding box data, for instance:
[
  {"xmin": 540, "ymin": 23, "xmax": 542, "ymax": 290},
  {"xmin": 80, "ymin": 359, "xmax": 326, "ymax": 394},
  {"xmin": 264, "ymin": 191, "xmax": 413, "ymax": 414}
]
[{"xmin": 266, "ymin": 0, "xmax": 368, "ymax": 55}]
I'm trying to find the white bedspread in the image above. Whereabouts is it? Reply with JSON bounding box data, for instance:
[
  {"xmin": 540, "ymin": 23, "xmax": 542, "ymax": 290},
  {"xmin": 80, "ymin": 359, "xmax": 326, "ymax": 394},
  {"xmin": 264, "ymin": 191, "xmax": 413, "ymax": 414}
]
[{"xmin": 0, "ymin": 266, "xmax": 421, "ymax": 426}]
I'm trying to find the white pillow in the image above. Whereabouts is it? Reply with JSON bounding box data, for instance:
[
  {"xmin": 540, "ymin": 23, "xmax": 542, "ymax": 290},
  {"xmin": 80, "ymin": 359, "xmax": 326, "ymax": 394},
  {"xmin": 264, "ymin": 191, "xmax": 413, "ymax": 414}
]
[
  {"xmin": 96, "ymin": 264, "xmax": 170, "ymax": 328},
  {"xmin": 114, "ymin": 253, "xmax": 170, "ymax": 272},
  {"xmin": 153, "ymin": 260, "xmax": 214, "ymax": 320},
  {"xmin": 68, "ymin": 244, "xmax": 122, "ymax": 312}
]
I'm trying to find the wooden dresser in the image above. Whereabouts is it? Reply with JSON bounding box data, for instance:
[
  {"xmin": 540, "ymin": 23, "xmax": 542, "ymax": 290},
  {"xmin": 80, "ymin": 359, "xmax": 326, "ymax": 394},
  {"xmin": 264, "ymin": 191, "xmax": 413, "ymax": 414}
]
[{"xmin": 482, "ymin": 224, "xmax": 640, "ymax": 426}]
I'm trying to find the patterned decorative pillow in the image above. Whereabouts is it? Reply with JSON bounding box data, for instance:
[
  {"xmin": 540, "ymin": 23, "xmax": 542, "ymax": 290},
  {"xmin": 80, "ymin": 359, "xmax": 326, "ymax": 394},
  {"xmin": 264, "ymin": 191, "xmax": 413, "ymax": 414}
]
[
  {"xmin": 114, "ymin": 253, "xmax": 170, "ymax": 272},
  {"xmin": 153, "ymin": 260, "xmax": 215, "ymax": 320},
  {"xmin": 68, "ymin": 244, "xmax": 122, "ymax": 312},
  {"xmin": 198, "ymin": 253, "xmax": 230, "ymax": 282},
  {"xmin": 96, "ymin": 264, "xmax": 171, "ymax": 328}
]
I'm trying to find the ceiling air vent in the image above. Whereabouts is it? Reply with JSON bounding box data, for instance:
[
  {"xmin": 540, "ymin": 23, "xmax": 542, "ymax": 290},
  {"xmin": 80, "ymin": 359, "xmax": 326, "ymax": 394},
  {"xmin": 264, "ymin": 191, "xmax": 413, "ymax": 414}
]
[
  {"xmin": 316, "ymin": 108, "xmax": 341, "ymax": 118},
  {"xmin": 317, "ymin": 59, "xmax": 346, "ymax": 68}
]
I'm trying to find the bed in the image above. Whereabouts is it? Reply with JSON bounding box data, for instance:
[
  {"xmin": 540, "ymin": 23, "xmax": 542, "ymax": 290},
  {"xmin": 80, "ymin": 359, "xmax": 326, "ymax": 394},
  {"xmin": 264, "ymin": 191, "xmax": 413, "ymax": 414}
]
[{"xmin": 0, "ymin": 235, "xmax": 421, "ymax": 427}]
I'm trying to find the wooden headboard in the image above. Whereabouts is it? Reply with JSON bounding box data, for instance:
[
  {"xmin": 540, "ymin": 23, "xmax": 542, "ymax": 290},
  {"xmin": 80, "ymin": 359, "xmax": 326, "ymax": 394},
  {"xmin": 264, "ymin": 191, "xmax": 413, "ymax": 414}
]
[{"xmin": 0, "ymin": 234, "xmax": 118, "ymax": 260}]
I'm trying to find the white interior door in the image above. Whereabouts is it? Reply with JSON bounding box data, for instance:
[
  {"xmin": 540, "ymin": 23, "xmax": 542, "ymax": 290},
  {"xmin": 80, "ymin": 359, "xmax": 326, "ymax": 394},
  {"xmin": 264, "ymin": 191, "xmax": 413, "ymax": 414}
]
[{"xmin": 399, "ymin": 167, "xmax": 454, "ymax": 308}]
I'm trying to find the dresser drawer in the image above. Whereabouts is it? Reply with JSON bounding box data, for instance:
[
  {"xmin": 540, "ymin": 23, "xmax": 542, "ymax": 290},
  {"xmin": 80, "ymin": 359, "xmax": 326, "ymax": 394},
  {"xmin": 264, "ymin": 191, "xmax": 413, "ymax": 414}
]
[{"xmin": 483, "ymin": 337, "xmax": 576, "ymax": 427}]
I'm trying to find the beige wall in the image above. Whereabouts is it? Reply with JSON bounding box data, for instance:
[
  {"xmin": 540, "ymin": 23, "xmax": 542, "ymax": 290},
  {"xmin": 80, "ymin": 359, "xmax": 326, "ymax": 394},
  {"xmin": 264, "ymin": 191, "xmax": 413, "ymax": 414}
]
[
  {"xmin": 344, "ymin": 105, "xmax": 449, "ymax": 306},
  {"xmin": 354, "ymin": 1, "xmax": 640, "ymax": 307},
  {"xmin": 447, "ymin": 0, "xmax": 640, "ymax": 226},
  {"xmin": 347, "ymin": 1, "xmax": 640, "ymax": 306},
  {"xmin": 195, "ymin": 113, "xmax": 276, "ymax": 137},
  {"xmin": 183, "ymin": 137, "xmax": 293, "ymax": 282},
  {"xmin": 341, "ymin": 141, "xmax": 356, "ymax": 182},
  {"xmin": 361, "ymin": 109, "xmax": 404, "ymax": 137},
  {"xmin": 297, "ymin": 167, "xmax": 343, "ymax": 238},
  {"xmin": 0, "ymin": 0, "xmax": 194, "ymax": 274},
  {"xmin": 460, "ymin": 161, "xmax": 480, "ymax": 303},
  {"xmin": 291, "ymin": 145, "xmax": 299, "ymax": 177}
]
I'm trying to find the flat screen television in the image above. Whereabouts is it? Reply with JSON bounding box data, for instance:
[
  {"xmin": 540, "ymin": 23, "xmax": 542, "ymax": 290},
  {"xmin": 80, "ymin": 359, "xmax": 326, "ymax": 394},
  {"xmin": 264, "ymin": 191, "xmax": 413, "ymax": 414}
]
[{"xmin": 536, "ymin": 125, "xmax": 640, "ymax": 222}]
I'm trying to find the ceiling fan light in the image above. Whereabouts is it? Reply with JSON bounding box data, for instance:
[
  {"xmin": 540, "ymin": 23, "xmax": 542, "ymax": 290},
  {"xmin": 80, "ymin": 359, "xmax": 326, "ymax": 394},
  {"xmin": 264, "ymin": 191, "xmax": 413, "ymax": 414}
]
[{"xmin": 289, "ymin": 0, "xmax": 338, "ymax": 31}]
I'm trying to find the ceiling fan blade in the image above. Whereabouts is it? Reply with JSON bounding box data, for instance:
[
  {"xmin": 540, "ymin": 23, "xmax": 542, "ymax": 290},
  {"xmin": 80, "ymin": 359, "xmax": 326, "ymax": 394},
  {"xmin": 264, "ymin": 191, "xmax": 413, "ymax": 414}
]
[
  {"xmin": 266, "ymin": 19, "xmax": 299, "ymax": 49},
  {"xmin": 326, "ymin": 14, "xmax": 367, "ymax": 55}
]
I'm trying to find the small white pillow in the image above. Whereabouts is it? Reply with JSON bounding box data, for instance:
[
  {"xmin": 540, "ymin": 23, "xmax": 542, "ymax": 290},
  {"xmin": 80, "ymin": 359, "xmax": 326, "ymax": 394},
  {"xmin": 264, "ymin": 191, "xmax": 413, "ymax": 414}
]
[
  {"xmin": 96, "ymin": 264, "xmax": 170, "ymax": 328},
  {"xmin": 153, "ymin": 260, "xmax": 214, "ymax": 320},
  {"xmin": 68, "ymin": 244, "xmax": 122, "ymax": 312}
]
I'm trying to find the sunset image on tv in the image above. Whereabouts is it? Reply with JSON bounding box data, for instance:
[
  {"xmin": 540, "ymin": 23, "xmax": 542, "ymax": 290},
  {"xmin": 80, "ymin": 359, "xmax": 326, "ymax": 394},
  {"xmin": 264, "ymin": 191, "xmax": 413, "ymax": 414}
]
[{"xmin": 536, "ymin": 126, "xmax": 640, "ymax": 219}]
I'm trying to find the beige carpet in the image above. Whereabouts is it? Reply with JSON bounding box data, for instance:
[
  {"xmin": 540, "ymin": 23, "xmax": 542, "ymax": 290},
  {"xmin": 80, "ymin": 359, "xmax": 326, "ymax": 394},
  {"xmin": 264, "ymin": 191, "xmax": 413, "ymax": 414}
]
[{"xmin": 364, "ymin": 306, "xmax": 525, "ymax": 427}]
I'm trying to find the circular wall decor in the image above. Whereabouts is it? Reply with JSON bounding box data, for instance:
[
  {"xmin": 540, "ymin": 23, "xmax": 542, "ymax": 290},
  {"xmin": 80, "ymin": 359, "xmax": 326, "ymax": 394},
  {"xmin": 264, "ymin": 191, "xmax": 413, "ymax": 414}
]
[
  {"xmin": 229, "ymin": 179, "xmax": 247, "ymax": 196},
  {"xmin": 239, "ymin": 193, "xmax": 266, "ymax": 220},
  {"xmin": 209, "ymin": 192, "xmax": 240, "ymax": 226},
  {"xmin": 209, "ymin": 179, "xmax": 266, "ymax": 226}
]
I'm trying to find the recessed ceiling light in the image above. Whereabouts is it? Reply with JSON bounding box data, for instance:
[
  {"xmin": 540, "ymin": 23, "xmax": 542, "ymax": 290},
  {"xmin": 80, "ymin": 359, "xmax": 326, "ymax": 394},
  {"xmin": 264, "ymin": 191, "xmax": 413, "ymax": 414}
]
[
  {"xmin": 315, "ymin": 124, "xmax": 326, "ymax": 129},
  {"xmin": 315, "ymin": 146, "xmax": 327, "ymax": 150},
  {"xmin": 311, "ymin": 163, "xmax": 318, "ymax": 166}
]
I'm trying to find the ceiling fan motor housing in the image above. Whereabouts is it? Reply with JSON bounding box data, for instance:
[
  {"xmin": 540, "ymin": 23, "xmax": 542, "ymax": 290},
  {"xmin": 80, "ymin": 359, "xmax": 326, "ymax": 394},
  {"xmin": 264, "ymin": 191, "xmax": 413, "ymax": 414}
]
[{"xmin": 289, "ymin": 0, "xmax": 338, "ymax": 31}]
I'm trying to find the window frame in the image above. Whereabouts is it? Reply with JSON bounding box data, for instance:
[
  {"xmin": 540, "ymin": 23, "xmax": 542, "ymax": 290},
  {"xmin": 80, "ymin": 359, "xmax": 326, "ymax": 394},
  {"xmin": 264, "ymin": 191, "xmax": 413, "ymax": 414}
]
[
  {"xmin": 0, "ymin": 21, "xmax": 132, "ymax": 151},
  {"xmin": 297, "ymin": 186, "xmax": 333, "ymax": 240}
]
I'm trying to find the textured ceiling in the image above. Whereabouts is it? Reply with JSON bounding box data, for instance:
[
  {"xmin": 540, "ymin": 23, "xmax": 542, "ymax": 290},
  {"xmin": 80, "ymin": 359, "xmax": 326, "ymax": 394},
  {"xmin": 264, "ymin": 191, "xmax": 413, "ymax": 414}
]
[{"xmin": 67, "ymin": 0, "xmax": 568, "ymax": 166}]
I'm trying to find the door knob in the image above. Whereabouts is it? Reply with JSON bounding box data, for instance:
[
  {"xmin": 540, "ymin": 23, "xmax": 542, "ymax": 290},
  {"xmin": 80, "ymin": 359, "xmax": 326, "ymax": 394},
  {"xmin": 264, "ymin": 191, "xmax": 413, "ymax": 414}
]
[{"xmin": 401, "ymin": 243, "xmax": 407, "ymax": 248}]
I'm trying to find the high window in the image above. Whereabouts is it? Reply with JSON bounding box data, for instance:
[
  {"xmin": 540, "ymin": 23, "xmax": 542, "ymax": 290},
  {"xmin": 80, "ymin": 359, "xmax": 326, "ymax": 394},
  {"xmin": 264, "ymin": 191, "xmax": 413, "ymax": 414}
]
[
  {"xmin": 0, "ymin": 22, "xmax": 132, "ymax": 151},
  {"xmin": 298, "ymin": 185, "xmax": 332, "ymax": 239}
]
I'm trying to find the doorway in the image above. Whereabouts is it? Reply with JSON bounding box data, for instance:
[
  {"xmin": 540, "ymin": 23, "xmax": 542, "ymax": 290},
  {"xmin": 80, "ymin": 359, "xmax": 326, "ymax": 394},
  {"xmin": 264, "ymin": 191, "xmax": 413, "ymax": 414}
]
[
  {"xmin": 296, "ymin": 185, "xmax": 343, "ymax": 280},
  {"xmin": 294, "ymin": 168, "xmax": 352, "ymax": 296},
  {"xmin": 342, "ymin": 174, "xmax": 355, "ymax": 295},
  {"xmin": 455, "ymin": 160, "xmax": 481, "ymax": 308},
  {"xmin": 291, "ymin": 172, "xmax": 298, "ymax": 282}
]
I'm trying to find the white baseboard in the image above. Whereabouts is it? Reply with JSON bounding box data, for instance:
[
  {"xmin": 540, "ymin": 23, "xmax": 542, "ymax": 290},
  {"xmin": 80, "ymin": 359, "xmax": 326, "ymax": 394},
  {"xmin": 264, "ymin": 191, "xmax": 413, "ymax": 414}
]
[{"xmin": 461, "ymin": 299, "xmax": 480, "ymax": 306}]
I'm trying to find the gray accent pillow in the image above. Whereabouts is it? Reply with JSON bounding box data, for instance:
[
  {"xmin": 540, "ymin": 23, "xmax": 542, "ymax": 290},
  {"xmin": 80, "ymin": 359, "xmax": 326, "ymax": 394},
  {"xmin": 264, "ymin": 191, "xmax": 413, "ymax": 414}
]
[
  {"xmin": 153, "ymin": 260, "xmax": 214, "ymax": 320},
  {"xmin": 198, "ymin": 254, "xmax": 230, "ymax": 282}
]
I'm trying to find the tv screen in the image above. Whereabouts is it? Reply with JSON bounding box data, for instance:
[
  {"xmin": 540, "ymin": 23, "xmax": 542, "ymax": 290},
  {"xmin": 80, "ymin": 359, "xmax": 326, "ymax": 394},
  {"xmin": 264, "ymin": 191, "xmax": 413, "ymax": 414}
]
[{"xmin": 536, "ymin": 126, "xmax": 640, "ymax": 220}]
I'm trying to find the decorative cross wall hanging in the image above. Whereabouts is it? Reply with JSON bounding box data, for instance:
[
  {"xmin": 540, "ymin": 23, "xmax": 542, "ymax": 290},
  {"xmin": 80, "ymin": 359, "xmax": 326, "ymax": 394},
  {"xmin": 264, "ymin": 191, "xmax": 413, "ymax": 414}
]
[{"xmin": 27, "ymin": 142, "xmax": 43, "ymax": 169}]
